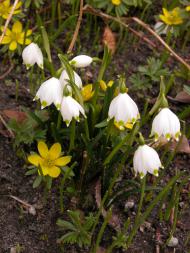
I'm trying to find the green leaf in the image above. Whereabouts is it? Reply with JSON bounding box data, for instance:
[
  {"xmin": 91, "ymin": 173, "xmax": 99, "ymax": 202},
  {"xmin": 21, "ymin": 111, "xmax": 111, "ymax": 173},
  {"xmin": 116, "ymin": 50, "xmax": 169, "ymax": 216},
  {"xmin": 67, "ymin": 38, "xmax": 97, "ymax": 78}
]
[
  {"xmin": 95, "ymin": 119, "xmax": 108, "ymax": 128},
  {"xmin": 25, "ymin": 168, "xmax": 37, "ymax": 176},
  {"xmin": 33, "ymin": 175, "xmax": 42, "ymax": 188}
]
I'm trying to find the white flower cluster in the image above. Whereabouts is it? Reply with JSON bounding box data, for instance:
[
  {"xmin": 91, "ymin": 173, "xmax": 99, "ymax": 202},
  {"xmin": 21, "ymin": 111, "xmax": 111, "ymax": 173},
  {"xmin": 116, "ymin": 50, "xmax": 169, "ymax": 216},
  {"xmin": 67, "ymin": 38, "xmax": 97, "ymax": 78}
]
[
  {"xmin": 22, "ymin": 44, "xmax": 92, "ymax": 126},
  {"xmin": 22, "ymin": 43, "xmax": 181, "ymax": 179}
]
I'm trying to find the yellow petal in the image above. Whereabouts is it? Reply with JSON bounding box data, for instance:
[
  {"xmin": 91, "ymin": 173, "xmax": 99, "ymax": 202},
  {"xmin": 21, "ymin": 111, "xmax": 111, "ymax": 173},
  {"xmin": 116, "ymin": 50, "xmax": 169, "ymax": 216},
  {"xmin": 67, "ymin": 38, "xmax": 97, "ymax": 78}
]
[
  {"xmin": 17, "ymin": 36, "xmax": 24, "ymax": 44},
  {"xmin": 55, "ymin": 156, "xmax": 72, "ymax": 166},
  {"xmin": 38, "ymin": 141, "xmax": 49, "ymax": 158},
  {"xmin": 15, "ymin": 1, "xmax": 22, "ymax": 9},
  {"xmin": 163, "ymin": 8, "xmax": 169, "ymax": 17},
  {"xmin": 28, "ymin": 154, "xmax": 42, "ymax": 166},
  {"xmin": 1, "ymin": 36, "xmax": 11, "ymax": 44},
  {"xmin": 12, "ymin": 21, "xmax": 22, "ymax": 33},
  {"xmin": 38, "ymin": 165, "xmax": 49, "ymax": 176},
  {"xmin": 3, "ymin": 0, "xmax": 10, "ymax": 7},
  {"xmin": 49, "ymin": 143, "xmax": 62, "ymax": 160},
  {"xmin": 186, "ymin": 6, "xmax": 190, "ymax": 11},
  {"xmin": 159, "ymin": 15, "xmax": 170, "ymax": 25},
  {"xmin": 26, "ymin": 29, "xmax": 32, "ymax": 36},
  {"xmin": 24, "ymin": 38, "xmax": 31, "ymax": 45},
  {"xmin": 47, "ymin": 166, "xmax": 61, "ymax": 178},
  {"xmin": 82, "ymin": 84, "xmax": 94, "ymax": 101},
  {"xmin": 9, "ymin": 41, "xmax": 17, "ymax": 51},
  {"xmin": 1, "ymin": 26, "xmax": 11, "ymax": 35},
  {"xmin": 99, "ymin": 80, "xmax": 107, "ymax": 91}
]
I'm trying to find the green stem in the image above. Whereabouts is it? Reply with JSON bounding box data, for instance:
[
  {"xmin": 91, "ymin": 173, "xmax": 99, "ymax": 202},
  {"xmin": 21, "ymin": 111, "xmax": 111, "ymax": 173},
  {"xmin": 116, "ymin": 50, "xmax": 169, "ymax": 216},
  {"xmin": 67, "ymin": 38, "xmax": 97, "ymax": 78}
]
[
  {"xmin": 69, "ymin": 120, "xmax": 76, "ymax": 152},
  {"xmin": 104, "ymin": 123, "xmax": 139, "ymax": 165},
  {"xmin": 57, "ymin": 112, "xmax": 62, "ymax": 129},
  {"xmin": 92, "ymin": 209, "xmax": 112, "ymax": 253},
  {"xmin": 60, "ymin": 162, "xmax": 77, "ymax": 213},
  {"xmin": 136, "ymin": 176, "xmax": 146, "ymax": 219},
  {"xmin": 125, "ymin": 173, "xmax": 183, "ymax": 248}
]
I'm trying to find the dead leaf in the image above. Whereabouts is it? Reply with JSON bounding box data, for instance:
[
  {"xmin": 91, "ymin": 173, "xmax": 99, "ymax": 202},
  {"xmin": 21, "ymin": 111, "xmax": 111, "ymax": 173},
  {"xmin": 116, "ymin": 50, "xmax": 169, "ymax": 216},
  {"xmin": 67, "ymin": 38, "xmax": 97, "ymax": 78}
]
[
  {"xmin": 168, "ymin": 91, "xmax": 190, "ymax": 103},
  {"xmin": 3, "ymin": 110, "xmax": 27, "ymax": 123},
  {"xmin": 170, "ymin": 135, "xmax": 190, "ymax": 154},
  {"xmin": 151, "ymin": 135, "xmax": 190, "ymax": 154},
  {"xmin": 102, "ymin": 26, "xmax": 116, "ymax": 54},
  {"xmin": 95, "ymin": 180, "xmax": 121, "ymax": 231}
]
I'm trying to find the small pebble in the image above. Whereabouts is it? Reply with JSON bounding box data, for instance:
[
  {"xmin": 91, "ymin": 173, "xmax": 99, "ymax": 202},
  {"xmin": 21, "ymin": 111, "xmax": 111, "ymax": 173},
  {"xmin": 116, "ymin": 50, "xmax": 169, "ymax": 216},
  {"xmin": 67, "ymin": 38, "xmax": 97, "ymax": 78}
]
[
  {"xmin": 10, "ymin": 247, "xmax": 16, "ymax": 253},
  {"xmin": 28, "ymin": 206, "xmax": 36, "ymax": 216},
  {"xmin": 167, "ymin": 236, "xmax": 178, "ymax": 247},
  {"xmin": 124, "ymin": 200, "xmax": 134, "ymax": 210}
]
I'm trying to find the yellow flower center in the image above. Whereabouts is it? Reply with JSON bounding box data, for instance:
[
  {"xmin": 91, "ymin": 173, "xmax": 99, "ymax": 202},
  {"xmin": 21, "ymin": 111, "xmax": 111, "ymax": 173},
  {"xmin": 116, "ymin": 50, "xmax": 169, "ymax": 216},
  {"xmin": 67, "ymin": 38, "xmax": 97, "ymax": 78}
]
[
  {"xmin": 111, "ymin": 0, "xmax": 121, "ymax": 6},
  {"xmin": 9, "ymin": 31, "xmax": 21, "ymax": 42},
  {"xmin": 42, "ymin": 157, "xmax": 55, "ymax": 168}
]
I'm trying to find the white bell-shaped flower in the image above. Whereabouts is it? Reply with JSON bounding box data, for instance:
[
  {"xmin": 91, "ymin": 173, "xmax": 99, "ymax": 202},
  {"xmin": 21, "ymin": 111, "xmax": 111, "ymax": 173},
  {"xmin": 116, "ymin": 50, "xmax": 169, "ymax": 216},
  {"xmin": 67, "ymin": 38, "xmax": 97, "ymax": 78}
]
[
  {"xmin": 154, "ymin": 22, "xmax": 167, "ymax": 35},
  {"xmin": 35, "ymin": 77, "xmax": 63, "ymax": 110},
  {"xmin": 22, "ymin": 43, "xmax": 43, "ymax": 69},
  {"xmin": 60, "ymin": 96, "xmax": 85, "ymax": 126},
  {"xmin": 108, "ymin": 93, "xmax": 140, "ymax": 130},
  {"xmin": 70, "ymin": 55, "xmax": 93, "ymax": 68},
  {"xmin": 151, "ymin": 108, "xmax": 181, "ymax": 141},
  {"xmin": 133, "ymin": 145, "xmax": 163, "ymax": 179},
  {"xmin": 59, "ymin": 70, "xmax": 82, "ymax": 92}
]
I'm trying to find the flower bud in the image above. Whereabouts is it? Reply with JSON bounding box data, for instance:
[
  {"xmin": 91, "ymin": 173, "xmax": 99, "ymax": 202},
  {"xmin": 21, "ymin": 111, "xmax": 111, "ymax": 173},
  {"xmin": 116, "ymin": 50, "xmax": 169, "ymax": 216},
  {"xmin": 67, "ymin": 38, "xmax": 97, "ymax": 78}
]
[{"xmin": 70, "ymin": 55, "xmax": 93, "ymax": 68}]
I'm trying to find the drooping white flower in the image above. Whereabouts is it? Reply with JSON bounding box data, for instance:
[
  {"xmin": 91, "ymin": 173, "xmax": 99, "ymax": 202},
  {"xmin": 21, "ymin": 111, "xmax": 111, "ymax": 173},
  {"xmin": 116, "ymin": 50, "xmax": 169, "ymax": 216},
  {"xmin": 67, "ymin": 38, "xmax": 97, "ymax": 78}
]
[
  {"xmin": 108, "ymin": 93, "xmax": 140, "ymax": 130},
  {"xmin": 60, "ymin": 96, "xmax": 85, "ymax": 126},
  {"xmin": 154, "ymin": 22, "xmax": 167, "ymax": 35},
  {"xmin": 59, "ymin": 69, "xmax": 82, "ymax": 92},
  {"xmin": 70, "ymin": 55, "xmax": 93, "ymax": 68},
  {"xmin": 151, "ymin": 108, "xmax": 181, "ymax": 141},
  {"xmin": 133, "ymin": 145, "xmax": 163, "ymax": 179},
  {"xmin": 22, "ymin": 43, "xmax": 43, "ymax": 69},
  {"xmin": 35, "ymin": 77, "xmax": 63, "ymax": 110}
]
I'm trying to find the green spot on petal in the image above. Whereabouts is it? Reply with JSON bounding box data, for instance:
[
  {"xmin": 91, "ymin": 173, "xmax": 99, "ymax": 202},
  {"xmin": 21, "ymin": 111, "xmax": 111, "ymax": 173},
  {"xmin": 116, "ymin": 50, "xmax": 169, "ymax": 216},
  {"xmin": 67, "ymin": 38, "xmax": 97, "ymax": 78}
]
[
  {"xmin": 139, "ymin": 172, "xmax": 145, "ymax": 179},
  {"xmin": 175, "ymin": 131, "xmax": 181, "ymax": 141},
  {"xmin": 56, "ymin": 103, "xmax": 61, "ymax": 110},
  {"xmin": 165, "ymin": 133, "xmax": 171, "ymax": 141},
  {"xmin": 65, "ymin": 120, "xmax": 70, "ymax": 127},
  {"xmin": 154, "ymin": 133, "xmax": 159, "ymax": 141},
  {"xmin": 70, "ymin": 60, "xmax": 76, "ymax": 65},
  {"xmin": 41, "ymin": 101, "xmax": 47, "ymax": 108},
  {"xmin": 153, "ymin": 169, "xmax": 159, "ymax": 177}
]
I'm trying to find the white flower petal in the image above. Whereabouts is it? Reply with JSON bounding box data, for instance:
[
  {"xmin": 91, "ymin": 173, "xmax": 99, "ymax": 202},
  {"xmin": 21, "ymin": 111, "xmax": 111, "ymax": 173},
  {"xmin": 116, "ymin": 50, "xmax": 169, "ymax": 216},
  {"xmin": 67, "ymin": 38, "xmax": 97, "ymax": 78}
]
[
  {"xmin": 70, "ymin": 55, "xmax": 93, "ymax": 68},
  {"xmin": 133, "ymin": 145, "xmax": 162, "ymax": 178},
  {"xmin": 35, "ymin": 77, "xmax": 62, "ymax": 109},
  {"xmin": 59, "ymin": 69, "xmax": 82, "ymax": 92},
  {"xmin": 108, "ymin": 93, "xmax": 139, "ymax": 126},
  {"xmin": 60, "ymin": 96, "xmax": 85, "ymax": 126},
  {"xmin": 22, "ymin": 43, "xmax": 43, "ymax": 69},
  {"xmin": 151, "ymin": 108, "xmax": 181, "ymax": 141}
]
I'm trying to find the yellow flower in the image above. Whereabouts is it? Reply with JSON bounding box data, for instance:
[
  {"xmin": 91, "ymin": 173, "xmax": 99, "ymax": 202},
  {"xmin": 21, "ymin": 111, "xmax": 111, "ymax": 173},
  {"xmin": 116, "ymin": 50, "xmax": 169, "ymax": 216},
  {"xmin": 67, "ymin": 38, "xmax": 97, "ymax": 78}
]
[
  {"xmin": 159, "ymin": 8, "xmax": 183, "ymax": 25},
  {"xmin": 1, "ymin": 21, "xmax": 32, "ymax": 51},
  {"xmin": 186, "ymin": 6, "xmax": 190, "ymax": 11},
  {"xmin": 99, "ymin": 80, "xmax": 114, "ymax": 91},
  {"xmin": 0, "ymin": 0, "xmax": 22, "ymax": 19},
  {"xmin": 28, "ymin": 141, "xmax": 72, "ymax": 178},
  {"xmin": 81, "ymin": 84, "xmax": 94, "ymax": 101},
  {"xmin": 112, "ymin": 0, "xmax": 121, "ymax": 6}
]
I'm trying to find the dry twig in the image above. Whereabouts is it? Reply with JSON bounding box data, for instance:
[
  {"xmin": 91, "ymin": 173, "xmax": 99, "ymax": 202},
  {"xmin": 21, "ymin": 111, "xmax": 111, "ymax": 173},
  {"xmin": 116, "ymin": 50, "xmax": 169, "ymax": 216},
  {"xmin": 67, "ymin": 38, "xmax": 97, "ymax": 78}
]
[
  {"xmin": 83, "ymin": 5, "xmax": 190, "ymax": 71},
  {"xmin": 9, "ymin": 195, "xmax": 36, "ymax": 215},
  {"xmin": 0, "ymin": 114, "xmax": 14, "ymax": 137},
  {"xmin": 0, "ymin": 0, "xmax": 20, "ymax": 45},
  {"xmin": 0, "ymin": 62, "xmax": 14, "ymax": 79},
  {"xmin": 67, "ymin": 0, "xmax": 84, "ymax": 53}
]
